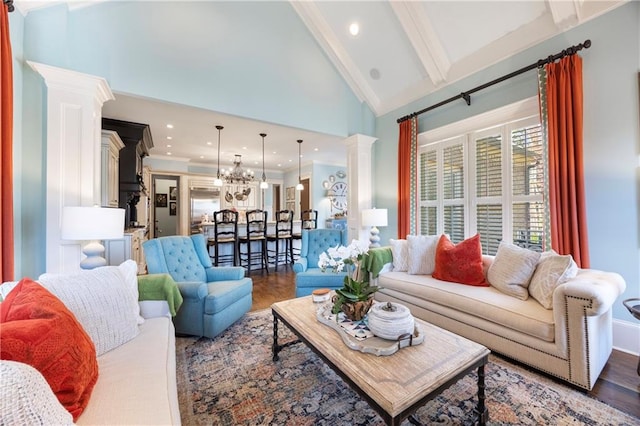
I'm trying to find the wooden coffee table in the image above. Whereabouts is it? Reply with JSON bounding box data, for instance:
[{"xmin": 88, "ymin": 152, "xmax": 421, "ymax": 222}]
[{"xmin": 271, "ymin": 296, "xmax": 490, "ymax": 426}]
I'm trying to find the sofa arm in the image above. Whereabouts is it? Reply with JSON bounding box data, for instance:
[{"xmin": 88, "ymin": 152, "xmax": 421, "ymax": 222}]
[
  {"xmin": 205, "ymin": 266, "xmax": 245, "ymax": 282},
  {"xmin": 176, "ymin": 281, "xmax": 208, "ymax": 301},
  {"xmin": 293, "ymin": 258, "xmax": 308, "ymax": 273},
  {"xmin": 553, "ymin": 269, "xmax": 626, "ymax": 316}
]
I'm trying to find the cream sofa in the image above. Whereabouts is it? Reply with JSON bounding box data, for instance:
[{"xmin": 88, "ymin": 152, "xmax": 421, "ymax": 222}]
[
  {"xmin": 371, "ymin": 244, "xmax": 626, "ymax": 391},
  {"xmin": 0, "ymin": 261, "xmax": 181, "ymax": 425}
]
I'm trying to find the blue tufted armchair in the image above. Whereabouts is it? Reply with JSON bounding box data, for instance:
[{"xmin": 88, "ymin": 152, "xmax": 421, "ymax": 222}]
[
  {"xmin": 293, "ymin": 228, "xmax": 347, "ymax": 297},
  {"xmin": 143, "ymin": 234, "xmax": 252, "ymax": 339}
]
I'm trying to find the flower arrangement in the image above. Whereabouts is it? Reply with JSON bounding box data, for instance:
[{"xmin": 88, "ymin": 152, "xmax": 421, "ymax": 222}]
[{"xmin": 318, "ymin": 239, "xmax": 381, "ymax": 319}]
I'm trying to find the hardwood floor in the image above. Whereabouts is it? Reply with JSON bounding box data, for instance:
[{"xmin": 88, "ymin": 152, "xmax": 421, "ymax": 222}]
[{"xmin": 248, "ymin": 267, "xmax": 640, "ymax": 419}]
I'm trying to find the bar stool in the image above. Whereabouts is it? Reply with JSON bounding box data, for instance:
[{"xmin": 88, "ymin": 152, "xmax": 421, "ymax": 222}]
[
  {"xmin": 292, "ymin": 209, "xmax": 317, "ymax": 260},
  {"xmin": 267, "ymin": 210, "xmax": 294, "ymax": 271},
  {"xmin": 209, "ymin": 209, "xmax": 239, "ymax": 266},
  {"xmin": 238, "ymin": 209, "xmax": 269, "ymax": 274}
]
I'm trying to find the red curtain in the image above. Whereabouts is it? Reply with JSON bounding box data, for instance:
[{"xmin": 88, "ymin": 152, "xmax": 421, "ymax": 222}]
[
  {"xmin": 545, "ymin": 55, "xmax": 589, "ymax": 268},
  {"xmin": 397, "ymin": 119, "xmax": 412, "ymax": 238},
  {"xmin": 1, "ymin": 5, "xmax": 14, "ymax": 281}
]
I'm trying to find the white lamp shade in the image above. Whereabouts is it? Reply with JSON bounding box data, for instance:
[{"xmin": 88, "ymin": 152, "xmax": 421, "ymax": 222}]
[
  {"xmin": 362, "ymin": 208, "xmax": 388, "ymax": 227},
  {"xmin": 61, "ymin": 206, "xmax": 125, "ymax": 240}
]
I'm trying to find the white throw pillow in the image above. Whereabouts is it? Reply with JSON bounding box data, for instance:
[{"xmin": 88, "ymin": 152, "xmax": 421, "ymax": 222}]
[
  {"xmin": 487, "ymin": 242, "xmax": 540, "ymax": 300},
  {"xmin": 38, "ymin": 262, "xmax": 140, "ymax": 356},
  {"xmin": 389, "ymin": 239, "xmax": 408, "ymax": 272},
  {"xmin": 529, "ymin": 251, "xmax": 578, "ymax": 309},
  {"xmin": 0, "ymin": 360, "xmax": 73, "ymax": 426},
  {"xmin": 407, "ymin": 234, "xmax": 440, "ymax": 275}
]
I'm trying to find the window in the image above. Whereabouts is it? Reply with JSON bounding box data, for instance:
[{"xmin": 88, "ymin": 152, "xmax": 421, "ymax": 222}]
[{"xmin": 418, "ymin": 98, "xmax": 544, "ymax": 255}]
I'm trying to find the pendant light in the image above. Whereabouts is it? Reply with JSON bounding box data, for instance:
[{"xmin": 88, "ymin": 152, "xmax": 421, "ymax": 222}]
[
  {"xmin": 259, "ymin": 133, "xmax": 268, "ymax": 189},
  {"xmin": 213, "ymin": 125, "xmax": 223, "ymax": 187},
  {"xmin": 295, "ymin": 139, "xmax": 304, "ymax": 191}
]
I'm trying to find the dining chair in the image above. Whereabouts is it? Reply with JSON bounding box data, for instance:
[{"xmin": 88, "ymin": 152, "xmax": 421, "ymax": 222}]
[
  {"xmin": 238, "ymin": 209, "xmax": 269, "ymax": 274},
  {"xmin": 210, "ymin": 209, "xmax": 239, "ymax": 266},
  {"xmin": 267, "ymin": 209, "xmax": 294, "ymax": 271}
]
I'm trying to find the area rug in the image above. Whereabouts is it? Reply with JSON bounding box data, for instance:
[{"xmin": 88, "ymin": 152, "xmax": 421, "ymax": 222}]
[{"xmin": 176, "ymin": 309, "xmax": 638, "ymax": 426}]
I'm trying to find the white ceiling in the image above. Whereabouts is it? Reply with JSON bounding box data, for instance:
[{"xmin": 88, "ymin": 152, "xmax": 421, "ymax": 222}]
[{"xmin": 15, "ymin": 0, "xmax": 626, "ymax": 171}]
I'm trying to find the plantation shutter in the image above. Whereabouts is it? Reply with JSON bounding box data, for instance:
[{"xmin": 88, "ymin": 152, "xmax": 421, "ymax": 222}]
[
  {"xmin": 419, "ymin": 151, "xmax": 438, "ymax": 235},
  {"xmin": 511, "ymin": 124, "xmax": 544, "ymax": 251},
  {"xmin": 475, "ymin": 135, "xmax": 503, "ymax": 255},
  {"xmin": 443, "ymin": 144, "xmax": 464, "ymax": 242}
]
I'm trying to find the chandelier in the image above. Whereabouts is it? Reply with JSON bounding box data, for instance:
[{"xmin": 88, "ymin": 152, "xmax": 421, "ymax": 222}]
[{"xmin": 221, "ymin": 154, "xmax": 255, "ymax": 184}]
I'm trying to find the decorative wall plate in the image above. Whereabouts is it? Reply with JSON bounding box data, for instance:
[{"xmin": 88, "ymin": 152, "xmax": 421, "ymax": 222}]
[
  {"xmin": 322, "ymin": 180, "xmax": 330, "ymax": 189},
  {"xmin": 328, "ymin": 175, "xmax": 335, "ymax": 183},
  {"xmin": 336, "ymin": 170, "xmax": 346, "ymax": 179}
]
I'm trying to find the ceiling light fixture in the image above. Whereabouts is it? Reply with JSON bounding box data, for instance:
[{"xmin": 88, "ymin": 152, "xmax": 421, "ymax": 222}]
[
  {"xmin": 260, "ymin": 133, "xmax": 268, "ymax": 189},
  {"xmin": 213, "ymin": 125, "xmax": 224, "ymax": 187},
  {"xmin": 296, "ymin": 139, "xmax": 304, "ymax": 191},
  {"xmin": 222, "ymin": 154, "xmax": 254, "ymax": 184},
  {"xmin": 349, "ymin": 22, "xmax": 359, "ymax": 36}
]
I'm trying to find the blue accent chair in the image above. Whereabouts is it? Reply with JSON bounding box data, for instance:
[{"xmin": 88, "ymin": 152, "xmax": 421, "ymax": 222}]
[
  {"xmin": 143, "ymin": 234, "xmax": 252, "ymax": 339},
  {"xmin": 293, "ymin": 229, "xmax": 347, "ymax": 297}
]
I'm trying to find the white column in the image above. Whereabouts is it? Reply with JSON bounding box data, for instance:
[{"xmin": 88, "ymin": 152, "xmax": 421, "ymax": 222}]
[
  {"xmin": 28, "ymin": 62, "xmax": 115, "ymax": 274},
  {"xmin": 343, "ymin": 134, "xmax": 378, "ymax": 243}
]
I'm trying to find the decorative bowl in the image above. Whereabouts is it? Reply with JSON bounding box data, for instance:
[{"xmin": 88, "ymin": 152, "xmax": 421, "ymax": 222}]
[{"xmin": 367, "ymin": 301, "xmax": 415, "ymax": 340}]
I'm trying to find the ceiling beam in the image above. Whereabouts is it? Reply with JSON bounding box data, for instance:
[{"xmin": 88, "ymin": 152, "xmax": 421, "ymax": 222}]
[{"xmin": 390, "ymin": 1, "xmax": 451, "ymax": 87}]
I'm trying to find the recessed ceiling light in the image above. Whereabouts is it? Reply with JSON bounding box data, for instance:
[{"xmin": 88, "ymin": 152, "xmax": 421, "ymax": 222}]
[
  {"xmin": 167, "ymin": 136, "xmax": 172, "ymax": 140},
  {"xmin": 272, "ymin": 151, "xmax": 277, "ymax": 154},
  {"xmin": 166, "ymin": 124, "xmax": 173, "ymax": 129},
  {"xmin": 200, "ymin": 155, "xmax": 204, "ymax": 159},
  {"xmin": 349, "ymin": 22, "xmax": 359, "ymax": 36},
  {"xmin": 167, "ymin": 152, "xmax": 172, "ymax": 155},
  {"xmin": 242, "ymin": 146, "xmax": 247, "ymax": 150},
  {"xmin": 206, "ymin": 141, "xmax": 212, "ymax": 145},
  {"xmin": 167, "ymin": 144, "xmax": 172, "ymax": 148},
  {"xmin": 277, "ymin": 164, "xmax": 282, "ymax": 167},
  {"xmin": 288, "ymin": 159, "xmax": 292, "ymax": 162},
  {"xmin": 314, "ymin": 148, "xmax": 319, "ymax": 151}
]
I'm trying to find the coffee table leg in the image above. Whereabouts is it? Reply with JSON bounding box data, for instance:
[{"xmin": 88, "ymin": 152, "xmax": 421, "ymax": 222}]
[
  {"xmin": 272, "ymin": 314, "xmax": 281, "ymax": 361},
  {"xmin": 474, "ymin": 364, "xmax": 488, "ymax": 425}
]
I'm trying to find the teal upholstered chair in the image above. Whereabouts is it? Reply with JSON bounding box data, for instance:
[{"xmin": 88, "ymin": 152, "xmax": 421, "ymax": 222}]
[
  {"xmin": 293, "ymin": 229, "xmax": 347, "ymax": 297},
  {"xmin": 143, "ymin": 234, "xmax": 252, "ymax": 339}
]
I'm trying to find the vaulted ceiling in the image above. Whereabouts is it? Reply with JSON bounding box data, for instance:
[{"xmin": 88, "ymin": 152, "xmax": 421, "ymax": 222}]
[{"xmin": 14, "ymin": 0, "xmax": 626, "ymax": 170}]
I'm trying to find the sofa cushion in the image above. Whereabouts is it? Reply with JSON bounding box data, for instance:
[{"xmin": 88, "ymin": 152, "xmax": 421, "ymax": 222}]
[
  {"xmin": 407, "ymin": 234, "xmax": 439, "ymax": 275},
  {"xmin": 204, "ymin": 278, "xmax": 253, "ymax": 315},
  {"xmin": 529, "ymin": 251, "xmax": 578, "ymax": 309},
  {"xmin": 389, "ymin": 238, "xmax": 408, "ymax": 272},
  {"xmin": 0, "ymin": 278, "xmax": 99, "ymax": 420},
  {"xmin": 487, "ymin": 242, "xmax": 540, "ymax": 300},
  {"xmin": 378, "ymin": 272, "xmax": 555, "ymax": 342},
  {"xmin": 39, "ymin": 264, "xmax": 140, "ymax": 356},
  {"xmin": 432, "ymin": 234, "xmax": 487, "ymax": 286},
  {"xmin": 76, "ymin": 317, "xmax": 180, "ymax": 425},
  {"xmin": 0, "ymin": 360, "xmax": 74, "ymax": 426}
]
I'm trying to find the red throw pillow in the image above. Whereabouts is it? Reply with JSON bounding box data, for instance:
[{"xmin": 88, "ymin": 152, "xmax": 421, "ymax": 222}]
[
  {"xmin": 0, "ymin": 278, "xmax": 99, "ymax": 421},
  {"xmin": 432, "ymin": 234, "xmax": 488, "ymax": 286}
]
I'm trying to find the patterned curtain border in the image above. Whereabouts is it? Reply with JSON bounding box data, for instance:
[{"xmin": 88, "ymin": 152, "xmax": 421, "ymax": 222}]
[
  {"xmin": 537, "ymin": 67, "xmax": 551, "ymax": 252},
  {"xmin": 409, "ymin": 117, "xmax": 417, "ymax": 236}
]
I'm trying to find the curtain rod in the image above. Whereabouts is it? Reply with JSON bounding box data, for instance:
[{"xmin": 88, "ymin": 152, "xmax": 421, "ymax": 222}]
[
  {"xmin": 3, "ymin": 0, "xmax": 14, "ymax": 13},
  {"xmin": 397, "ymin": 39, "xmax": 591, "ymax": 124}
]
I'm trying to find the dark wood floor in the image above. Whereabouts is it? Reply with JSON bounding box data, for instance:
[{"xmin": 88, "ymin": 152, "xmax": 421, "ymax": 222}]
[{"xmin": 248, "ymin": 267, "xmax": 640, "ymax": 419}]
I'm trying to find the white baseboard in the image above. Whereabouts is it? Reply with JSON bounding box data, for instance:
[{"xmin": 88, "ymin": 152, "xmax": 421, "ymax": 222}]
[{"xmin": 612, "ymin": 318, "xmax": 640, "ymax": 355}]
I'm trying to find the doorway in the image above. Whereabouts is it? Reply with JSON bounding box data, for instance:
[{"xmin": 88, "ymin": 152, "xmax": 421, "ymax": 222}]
[
  {"xmin": 153, "ymin": 175, "xmax": 180, "ymax": 238},
  {"xmin": 300, "ymin": 178, "xmax": 310, "ymax": 215}
]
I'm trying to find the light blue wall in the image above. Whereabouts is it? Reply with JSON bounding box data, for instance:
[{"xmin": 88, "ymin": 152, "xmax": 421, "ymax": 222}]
[
  {"xmin": 14, "ymin": 1, "xmax": 373, "ymax": 278},
  {"xmin": 374, "ymin": 2, "xmax": 640, "ymax": 321}
]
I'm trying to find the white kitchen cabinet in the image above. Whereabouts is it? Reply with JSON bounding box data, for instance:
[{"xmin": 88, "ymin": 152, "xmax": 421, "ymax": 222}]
[
  {"xmin": 101, "ymin": 130, "xmax": 125, "ymax": 208},
  {"xmin": 104, "ymin": 228, "xmax": 148, "ymax": 274}
]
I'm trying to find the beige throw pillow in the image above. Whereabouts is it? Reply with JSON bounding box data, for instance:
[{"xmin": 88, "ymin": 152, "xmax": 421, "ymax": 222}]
[
  {"xmin": 529, "ymin": 251, "xmax": 578, "ymax": 309},
  {"xmin": 487, "ymin": 242, "xmax": 540, "ymax": 300},
  {"xmin": 407, "ymin": 234, "xmax": 439, "ymax": 275},
  {"xmin": 389, "ymin": 239, "xmax": 409, "ymax": 272}
]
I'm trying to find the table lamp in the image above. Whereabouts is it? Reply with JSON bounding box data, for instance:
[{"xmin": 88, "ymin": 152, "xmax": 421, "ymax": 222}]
[
  {"xmin": 361, "ymin": 208, "xmax": 388, "ymax": 248},
  {"xmin": 61, "ymin": 206, "xmax": 125, "ymax": 269}
]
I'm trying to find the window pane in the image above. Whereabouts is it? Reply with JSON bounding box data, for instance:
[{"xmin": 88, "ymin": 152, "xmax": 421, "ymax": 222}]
[
  {"xmin": 444, "ymin": 205, "xmax": 464, "ymax": 243},
  {"xmin": 420, "ymin": 151, "xmax": 437, "ymax": 201},
  {"xmin": 512, "ymin": 125, "xmax": 543, "ymax": 196},
  {"xmin": 476, "ymin": 135, "xmax": 502, "ymax": 197},
  {"xmin": 513, "ymin": 202, "xmax": 544, "ymax": 252},
  {"xmin": 443, "ymin": 145, "xmax": 464, "ymax": 199},
  {"xmin": 477, "ymin": 204, "xmax": 502, "ymax": 255},
  {"xmin": 420, "ymin": 206, "xmax": 437, "ymax": 235}
]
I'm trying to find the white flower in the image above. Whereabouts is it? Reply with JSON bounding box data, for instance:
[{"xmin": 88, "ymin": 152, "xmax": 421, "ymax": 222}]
[{"xmin": 318, "ymin": 240, "xmax": 369, "ymax": 275}]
